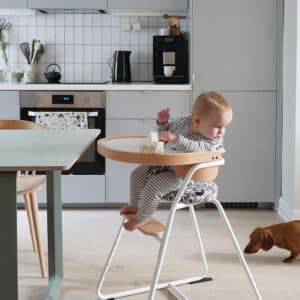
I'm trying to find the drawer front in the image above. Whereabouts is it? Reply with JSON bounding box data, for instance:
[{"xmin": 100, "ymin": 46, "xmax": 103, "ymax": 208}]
[{"xmin": 106, "ymin": 91, "xmax": 191, "ymax": 119}]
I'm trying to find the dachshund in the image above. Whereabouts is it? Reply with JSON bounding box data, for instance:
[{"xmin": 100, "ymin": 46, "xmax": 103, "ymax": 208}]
[{"xmin": 244, "ymin": 220, "xmax": 300, "ymax": 263}]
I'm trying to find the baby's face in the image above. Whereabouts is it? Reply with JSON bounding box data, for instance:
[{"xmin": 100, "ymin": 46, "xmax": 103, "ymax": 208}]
[{"xmin": 194, "ymin": 110, "xmax": 232, "ymax": 141}]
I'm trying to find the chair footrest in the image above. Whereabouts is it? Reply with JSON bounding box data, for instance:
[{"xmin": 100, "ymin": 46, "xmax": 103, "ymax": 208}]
[{"xmin": 123, "ymin": 213, "xmax": 165, "ymax": 237}]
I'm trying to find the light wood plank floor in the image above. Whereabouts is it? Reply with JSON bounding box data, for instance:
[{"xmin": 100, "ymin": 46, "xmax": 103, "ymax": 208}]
[{"xmin": 18, "ymin": 209, "xmax": 300, "ymax": 300}]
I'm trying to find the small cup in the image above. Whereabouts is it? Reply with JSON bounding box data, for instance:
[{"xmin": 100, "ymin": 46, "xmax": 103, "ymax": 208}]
[
  {"xmin": 158, "ymin": 28, "xmax": 170, "ymax": 36},
  {"xmin": 163, "ymin": 66, "xmax": 175, "ymax": 77},
  {"xmin": 10, "ymin": 71, "xmax": 24, "ymax": 82}
]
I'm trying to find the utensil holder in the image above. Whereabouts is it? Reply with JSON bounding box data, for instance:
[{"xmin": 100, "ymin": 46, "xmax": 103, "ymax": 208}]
[{"xmin": 25, "ymin": 64, "xmax": 39, "ymax": 83}]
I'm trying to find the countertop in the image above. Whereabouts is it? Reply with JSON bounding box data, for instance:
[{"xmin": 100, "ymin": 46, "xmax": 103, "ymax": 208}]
[{"xmin": 0, "ymin": 82, "xmax": 192, "ymax": 91}]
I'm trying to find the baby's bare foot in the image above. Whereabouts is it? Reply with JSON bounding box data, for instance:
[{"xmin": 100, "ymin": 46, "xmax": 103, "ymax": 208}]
[
  {"xmin": 123, "ymin": 218, "xmax": 146, "ymax": 231},
  {"xmin": 120, "ymin": 205, "xmax": 138, "ymax": 215}
]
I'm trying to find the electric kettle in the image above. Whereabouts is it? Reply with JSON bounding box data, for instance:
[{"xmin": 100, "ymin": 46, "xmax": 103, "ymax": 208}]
[{"xmin": 108, "ymin": 50, "xmax": 131, "ymax": 82}]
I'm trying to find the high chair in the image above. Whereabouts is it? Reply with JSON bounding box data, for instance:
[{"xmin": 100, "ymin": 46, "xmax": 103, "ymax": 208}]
[{"xmin": 96, "ymin": 137, "xmax": 262, "ymax": 300}]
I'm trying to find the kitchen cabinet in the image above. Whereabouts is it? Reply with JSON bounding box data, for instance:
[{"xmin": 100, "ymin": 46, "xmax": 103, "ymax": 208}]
[
  {"xmin": 0, "ymin": 92, "xmax": 20, "ymax": 119},
  {"xmin": 28, "ymin": 0, "xmax": 107, "ymax": 9},
  {"xmin": 108, "ymin": 0, "xmax": 188, "ymax": 12},
  {"xmin": 209, "ymin": 91, "xmax": 276, "ymax": 204},
  {"xmin": 192, "ymin": 0, "xmax": 277, "ymax": 91},
  {"xmin": 106, "ymin": 90, "xmax": 191, "ymax": 203},
  {"xmin": 0, "ymin": 0, "xmax": 27, "ymax": 8}
]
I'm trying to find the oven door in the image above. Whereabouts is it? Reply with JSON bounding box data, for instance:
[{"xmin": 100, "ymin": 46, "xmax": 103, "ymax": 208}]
[{"xmin": 20, "ymin": 107, "xmax": 105, "ymax": 175}]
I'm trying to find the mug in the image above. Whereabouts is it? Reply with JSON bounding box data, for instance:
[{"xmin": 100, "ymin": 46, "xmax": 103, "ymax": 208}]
[{"xmin": 163, "ymin": 66, "xmax": 175, "ymax": 77}]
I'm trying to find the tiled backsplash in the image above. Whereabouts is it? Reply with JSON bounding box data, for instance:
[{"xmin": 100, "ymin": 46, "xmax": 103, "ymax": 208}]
[{"xmin": 1, "ymin": 13, "xmax": 187, "ymax": 82}]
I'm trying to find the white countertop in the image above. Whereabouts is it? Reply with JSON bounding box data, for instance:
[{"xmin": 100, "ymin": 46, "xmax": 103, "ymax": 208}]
[{"xmin": 0, "ymin": 82, "xmax": 191, "ymax": 91}]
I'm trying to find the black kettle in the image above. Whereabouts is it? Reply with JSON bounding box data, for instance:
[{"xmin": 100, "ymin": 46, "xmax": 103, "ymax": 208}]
[
  {"xmin": 108, "ymin": 51, "xmax": 131, "ymax": 82},
  {"xmin": 44, "ymin": 63, "xmax": 61, "ymax": 83}
]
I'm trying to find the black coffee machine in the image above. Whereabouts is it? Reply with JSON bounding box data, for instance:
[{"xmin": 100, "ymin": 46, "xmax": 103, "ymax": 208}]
[{"xmin": 153, "ymin": 34, "xmax": 188, "ymax": 84}]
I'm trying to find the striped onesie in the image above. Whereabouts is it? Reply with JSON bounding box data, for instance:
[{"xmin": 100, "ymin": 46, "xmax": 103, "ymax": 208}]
[{"xmin": 130, "ymin": 115, "xmax": 223, "ymax": 223}]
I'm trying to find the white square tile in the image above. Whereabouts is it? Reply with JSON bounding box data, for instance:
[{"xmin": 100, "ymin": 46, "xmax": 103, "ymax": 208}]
[
  {"xmin": 55, "ymin": 27, "xmax": 65, "ymax": 43},
  {"xmin": 83, "ymin": 64, "xmax": 93, "ymax": 82},
  {"xmin": 120, "ymin": 32, "xmax": 129, "ymax": 45},
  {"xmin": 139, "ymin": 46, "xmax": 150, "ymax": 63},
  {"xmin": 65, "ymin": 45, "xmax": 74, "ymax": 63},
  {"xmin": 18, "ymin": 26, "xmax": 27, "ymax": 42},
  {"xmin": 36, "ymin": 27, "xmax": 46, "ymax": 43},
  {"xmin": 93, "ymin": 46, "xmax": 101, "ymax": 64},
  {"xmin": 101, "ymin": 45, "xmax": 112, "ymax": 64},
  {"xmin": 102, "ymin": 15, "xmax": 111, "ymax": 27},
  {"xmin": 93, "ymin": 14, "xmax": 102, "ymax": 26},
  {"xmin": 74, "ymin": 64, "xmax": 83, "ymax": 81},
  {"xmin": 8, "ymin": 45, "xmax": 18, "ymax": 62},
  {"xmin": 83, "ymin": 14, "xmax": 93, "ymax": 26},
  {"xmin": 111, "ymin": 16, "xmax": 120, "ymax": 26},
  {"xmin": 55, "ymin": 14, "xmax": 65, "ymax": 26},
  {"xmin": 139, "ymin": 16, "xmax": 149, "ymax": 27},
  {"xmin": 130, "ymin": 32, "xmax": 139, "ymax": 45},
  {"xmin": 27, "ymin": 16, "xmax": 36, "ymax": 26},
  {"xmin": 130, "ymin": 16, "xmax": 139, "ymax": 24},
  {"xmin": 131, "ymin": 63, "xmax": 139, "ymax": 81},
  {"xmin": 57, "ymin": 63, "xmax": 64, "ymax": 80},
  {"xmin": 37, "ymin": 14, "xmax": 46, "ymax": 26},
  {"xmin": 17, "ymin": 16, "xmax": 27, "ymax": 26},
  {"xmin": 18, "ymin": 50, "xmax": 28, "ymax": 65},
  {"xmin": 74, "ymin": 14, "xmax": 83, "ymax": 26},
  {"xmin": 93, "ymin": 27, "xmax": 101, "ymax": 44},
  {"xmin": 74, "ymin": 45, "xmax": 83, "ymax": 63},
  {"xmin": 101, "ymin": 63, "xmax": 111, "ymax": 81},
  {"xmin": 65, "ymin": 27, "xmax": 74, "ymax": 44},
  {"xmin": 65, "ymin": 14, "xmax": 74, "ymax": 26},
  {"xmin": 102, "ymin": 27, "xmax": 111, "ymax": 45},
  {"xmin": 93, "ymin": 64, "xmax": 102, "ymax": 82},
  {"xmin": 83, "ymin": 45, "xmax": 93, "ymax": 63},
  {"xmin": 7, "ymin": 16, "xmax": 17, "ymax": 24},
  {"xmin": 8, "ymin": 27, "xmax": 18, "ymax": 44},
  {"xmin": 121, "ymin": 16, "xmax": 130, "ymax": 24},
  {"xmin": 129, "ymin": 46, "xmax": 139, "ymax": 64},
  {"xmin": 111, "ymin": 27, "xmax": 120, "ymax": 45},
  {"xmin": 158, "ymin": 16, "xmax": 166, "ymax": 27},
  {"xmin": 64, "ymin": 63, "xmax": 74, "ymax": 81},
  {"xmin": 139, "ymin": 64, "xmax": 149, "ymax": 81},
  {"xmin": 27, "ymin": 26, "xmax": 37, "ymax": 44},
  {"xmin": 46, "ymin": 27, "xmax": 55, "ymax": 43},
  {"xmin": 46, "ymin": 14, "xmax": 55, "ymax": 26},
  {"xmin": 55, "ymin": 45, "xmax": 64, "ymax": 63},
  {"xmin": 139, "ymin": 30, "xmax": 148, "ymax": 45},
  {"xmin": 149, "ymin": 17, "xmax": 158, "ymax": 27},
  {"xmin": 74, "ymin": 27, "xmax": 83, "ymax": 44},
  {"xmin": 46, "ymin": 44, "xmax": 56, "ymax": 62},
  {"xmin": 83, "ymin": 27, "xmax": 93, "ymax": 44}
]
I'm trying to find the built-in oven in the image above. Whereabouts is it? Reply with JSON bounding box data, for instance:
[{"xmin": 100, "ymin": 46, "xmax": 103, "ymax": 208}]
[{"xmin": 20, "ymin": 91, "xmax": 105, "ymax": 175}]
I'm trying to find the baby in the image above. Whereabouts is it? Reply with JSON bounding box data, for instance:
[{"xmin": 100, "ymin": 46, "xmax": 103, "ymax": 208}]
[{"xmin": 120, "ymin": 91, "xmax": 233, "ymax": 231}]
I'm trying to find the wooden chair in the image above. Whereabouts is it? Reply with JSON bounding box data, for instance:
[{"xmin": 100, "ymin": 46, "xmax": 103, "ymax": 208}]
[{"xmin": 0, "ymin": 119, "xmax": 47, "ymax": 278}]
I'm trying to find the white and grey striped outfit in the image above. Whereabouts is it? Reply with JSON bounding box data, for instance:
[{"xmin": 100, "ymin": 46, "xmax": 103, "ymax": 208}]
[{"xmin": 131, "ymin": 115, "xmax": 223, "ymax": 223}]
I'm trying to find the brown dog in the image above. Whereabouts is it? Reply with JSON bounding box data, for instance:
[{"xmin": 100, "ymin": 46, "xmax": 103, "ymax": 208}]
[{"xmin": 244, "ymin": 221, "xmax": 300, "ymax": 263}]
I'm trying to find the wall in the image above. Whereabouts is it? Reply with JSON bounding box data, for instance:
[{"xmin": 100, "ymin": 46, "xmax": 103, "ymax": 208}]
[{"xmin": 0, "ymin": 12, "xmax": 186, "ymax": 82}]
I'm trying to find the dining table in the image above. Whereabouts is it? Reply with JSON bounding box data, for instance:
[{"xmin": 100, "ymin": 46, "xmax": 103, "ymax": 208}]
[{"xmin": 0, "ymin": 129, "xmax": 100, "ymax": 300}]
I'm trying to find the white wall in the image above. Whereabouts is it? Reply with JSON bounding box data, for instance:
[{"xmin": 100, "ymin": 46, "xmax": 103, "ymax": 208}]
[{"xmin": 278, "ymin": 0, "xmax": 298, "ymax": 220}]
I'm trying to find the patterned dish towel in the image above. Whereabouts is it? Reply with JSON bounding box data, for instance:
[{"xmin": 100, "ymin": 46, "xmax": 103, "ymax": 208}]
[{"xmin": 35, "ymin": 111, "xmax": 88, "ymax": 129}]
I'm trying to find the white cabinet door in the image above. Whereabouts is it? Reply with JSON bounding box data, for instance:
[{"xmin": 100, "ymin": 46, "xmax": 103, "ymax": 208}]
[
  {"xmin": 192, "ymin": 0, "xmax": 277, "ymax": 90},
  {"xmin": 108, "ymin": 0, "xmax": 188, "ymax": 11},
  {"xmin": 0, "ymin": 0, "xmax": 26, "ymax": 8},
  {"xmin": 28, "ymin": 0, "xmax": 107, "ymax": 9},
  {"xmin": 0, "ymin": 92, "xmax": 20, "ymax": 119},
  {"xmin": 211, "ymin": 92, "xmax": 276, "ymax": 203},
  {"xmin": 107, "ymin": 91, "xmax": 191, "ymax": 119},
  {"xmin": 106, "ymin": 119, "xmax": 156, "ymax": 203}
]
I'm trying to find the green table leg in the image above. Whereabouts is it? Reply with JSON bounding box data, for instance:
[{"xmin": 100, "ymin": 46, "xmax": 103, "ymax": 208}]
[
  {"xmin": 45, "ymin": 171, "xmax": 63, "ymax": 300},
  {"xmin": 0, "ymin": 172, "xmax": 17, "ymax": 300}
]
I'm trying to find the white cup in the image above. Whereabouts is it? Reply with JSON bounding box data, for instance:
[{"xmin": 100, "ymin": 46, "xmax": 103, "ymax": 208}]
[
  {"xmin": 132, "ymin": 23, "xmax": 141, "ymax": 32},
  {"xmin": 163, "ymin": 66, "xmax": 175, "ymax": 77},
  {"xmin": 158, "ymin": 28, "xmax": 170, "ymax": 36}
]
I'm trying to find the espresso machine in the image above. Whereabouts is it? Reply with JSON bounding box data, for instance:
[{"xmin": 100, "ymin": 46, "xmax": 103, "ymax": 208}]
[{"xmin": 153, "ymin": 34, "xmax": 188, "ymax": 84}]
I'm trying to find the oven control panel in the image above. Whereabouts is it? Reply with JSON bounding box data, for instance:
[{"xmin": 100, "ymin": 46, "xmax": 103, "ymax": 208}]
[{"xmin": 52, "ymin": 95, "xmax": 74, "ymax": 105}]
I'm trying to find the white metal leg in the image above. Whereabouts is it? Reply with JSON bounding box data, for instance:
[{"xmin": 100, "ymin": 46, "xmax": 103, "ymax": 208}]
[{"xmin": 209, "ymin": 198, "xmax": 262, "ymax": 300}]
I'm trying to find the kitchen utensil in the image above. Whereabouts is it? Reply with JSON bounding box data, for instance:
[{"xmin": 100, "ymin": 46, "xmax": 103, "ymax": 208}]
[
  {"xmin": 31, "ymin": 39, "xmax": 38, "ymax": 63},
  {"xmin": 33, "ymin": 44, "xmax": 44, "ymax": 64},
  {"xmin": 20, "ymin": 42, "xmax": 31, "ymax": 64},
  {"xmin": 108, "ymin": 50, "xmax": 131, "ymax": 82},
  {"xmin": 0, "ymin": 18, "xmax": 12, "ymax": 31},
  {"xmin": 0, "ymin": 69, "xmax": 6, "ymax": 81},
  {"xmin": 44, "ymin": 63, "xmax": 61, "ymax": 83},
  {"xmin": 31, "ymin": 40, "xmax": 41, "ymax": 65}
]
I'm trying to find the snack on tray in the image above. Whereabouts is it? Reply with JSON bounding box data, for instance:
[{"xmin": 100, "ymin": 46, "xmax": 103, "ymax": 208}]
[{"xmin": 140, "ymin": 132, "xmax": 164, "ymax": 154}]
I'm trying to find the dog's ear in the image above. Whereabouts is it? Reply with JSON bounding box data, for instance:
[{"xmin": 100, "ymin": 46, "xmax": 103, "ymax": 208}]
[{"xmin": 262, "ymin": 231, "xmax": 274, "ymax": 251}]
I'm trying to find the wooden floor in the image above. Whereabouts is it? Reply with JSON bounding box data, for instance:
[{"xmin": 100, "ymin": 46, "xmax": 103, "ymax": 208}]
[{"xmin": 18, "ymin": 208, "xmax": 300, "ymax": 300}]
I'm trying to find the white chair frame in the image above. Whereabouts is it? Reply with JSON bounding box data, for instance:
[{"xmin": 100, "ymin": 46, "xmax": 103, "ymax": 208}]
[{"xmin": 96, "ymin": 159, "xmax": 262, "ymax": 300}]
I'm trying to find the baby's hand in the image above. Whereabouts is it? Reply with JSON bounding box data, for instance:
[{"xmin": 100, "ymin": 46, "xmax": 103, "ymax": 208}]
[
  {"xmin": 157, "ymin": 108, "xmax": 170, "ymax": 125},
  {"xmin": 160, "ymin": 131, "xmax": 178, "ymax": 144}
]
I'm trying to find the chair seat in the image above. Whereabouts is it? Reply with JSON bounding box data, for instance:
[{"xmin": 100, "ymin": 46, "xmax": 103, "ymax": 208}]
[{"xmin": 17, "ymin": 175, "xmax": 46, "ymax": 195}]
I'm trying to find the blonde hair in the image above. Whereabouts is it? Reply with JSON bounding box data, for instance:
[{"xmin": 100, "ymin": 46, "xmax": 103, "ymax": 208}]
[{"xmin": 192, "ymin": 92, "xmax": 232, "ymax": 117}]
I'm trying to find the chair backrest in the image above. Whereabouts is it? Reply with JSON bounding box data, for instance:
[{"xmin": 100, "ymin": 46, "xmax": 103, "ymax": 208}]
[{"xmin": 0, "ymin": 119, "xmax": 46, "ymax": 130}]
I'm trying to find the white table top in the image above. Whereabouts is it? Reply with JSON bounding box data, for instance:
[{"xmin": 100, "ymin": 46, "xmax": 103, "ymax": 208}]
[{"xmin": 0, "ymin": 129, "xmax": 100, "ymax": 171}]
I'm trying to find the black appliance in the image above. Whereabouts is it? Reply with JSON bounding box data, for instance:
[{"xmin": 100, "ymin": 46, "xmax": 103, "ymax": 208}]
[
  {"xmin": 111, "ymin": 50, "xmax": 131, "ymax": 82},
  {"xmin": 20, "ymin": 91, "xmax": 105, "ymax": 175},
  {"xmin": 153, "ymin": 34, "xmax": 189, "ymax": 84}
]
